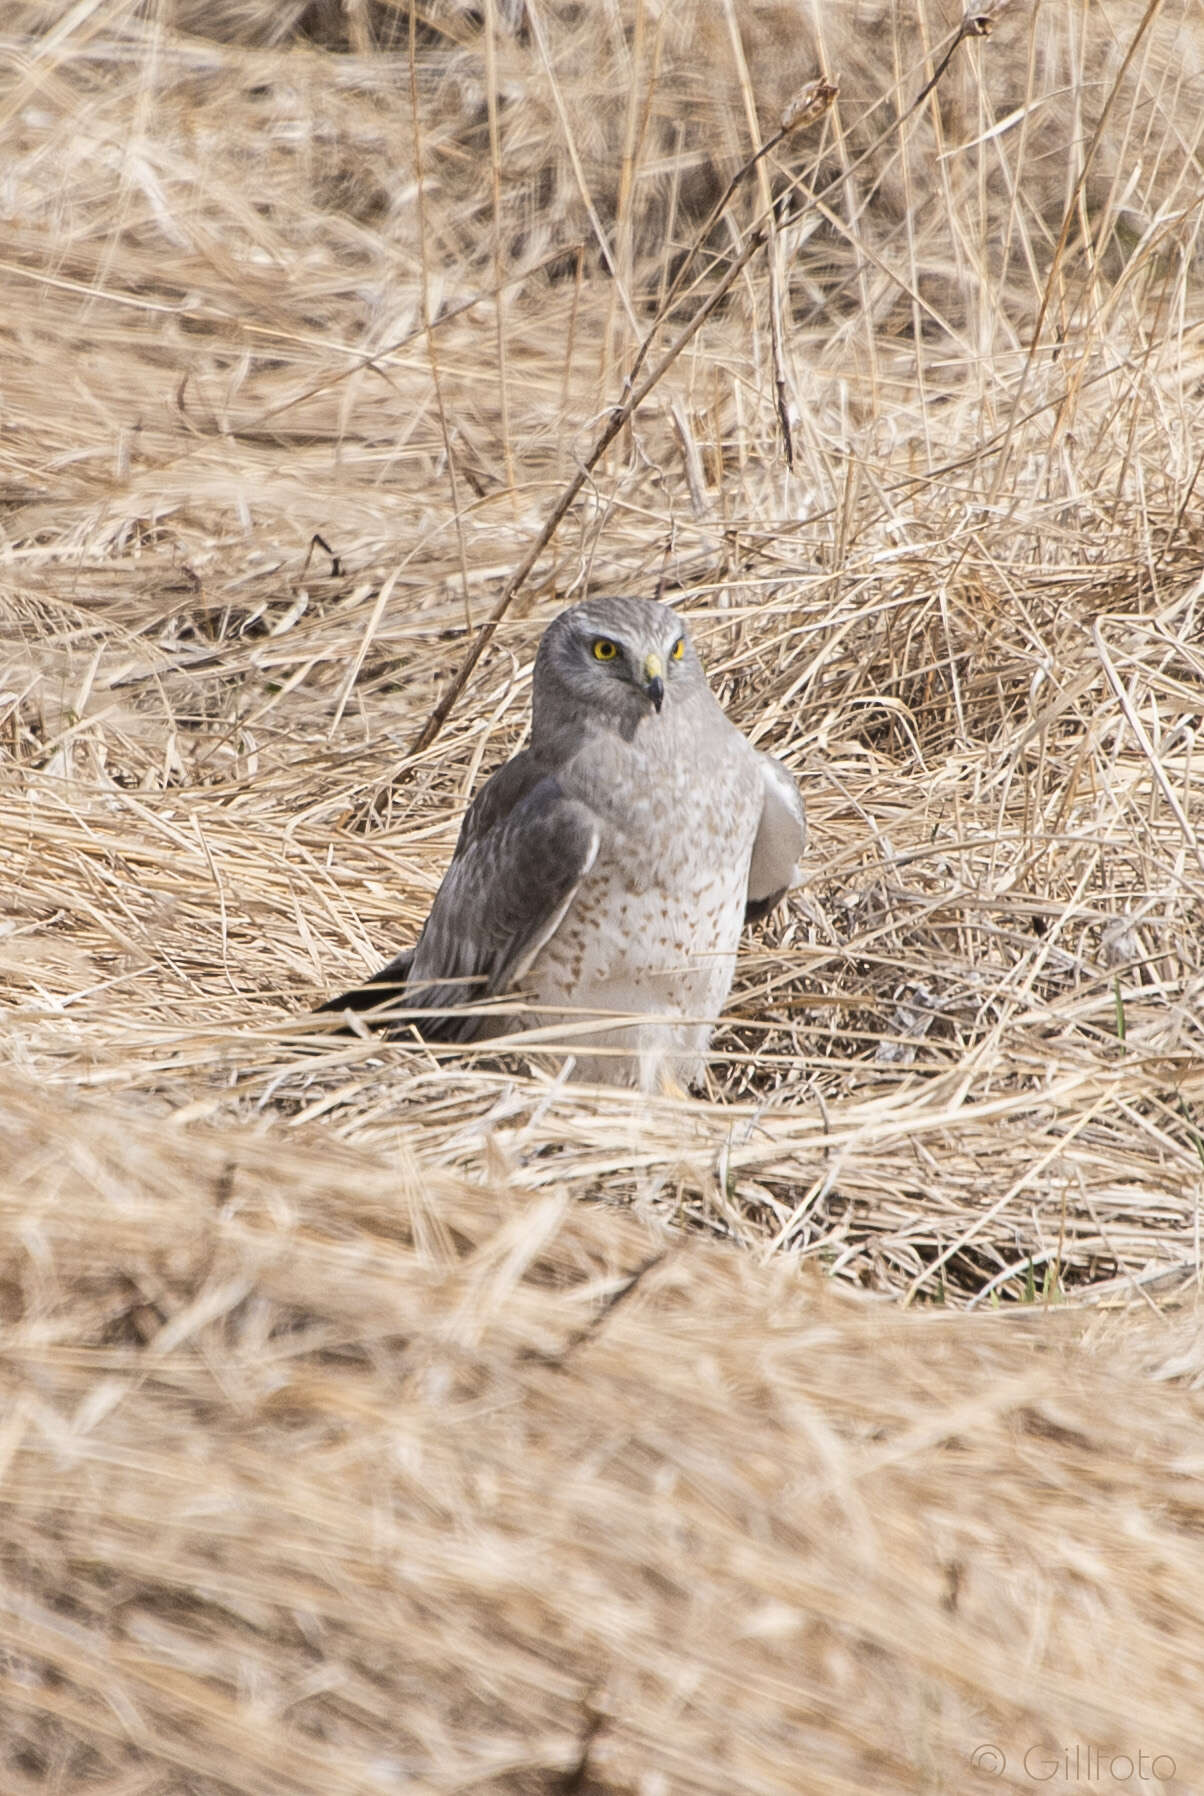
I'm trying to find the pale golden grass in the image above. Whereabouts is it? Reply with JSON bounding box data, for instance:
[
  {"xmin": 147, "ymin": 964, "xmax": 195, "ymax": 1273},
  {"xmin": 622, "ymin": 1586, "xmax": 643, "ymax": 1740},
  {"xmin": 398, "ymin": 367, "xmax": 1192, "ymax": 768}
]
[
  {"xmin": 2, "ymin": 0, "xmax": 1204, "ymax": 1788},
  {"xmin": 3, "ymin": 1075, "xmax": 1204, "ymax": 1794}
]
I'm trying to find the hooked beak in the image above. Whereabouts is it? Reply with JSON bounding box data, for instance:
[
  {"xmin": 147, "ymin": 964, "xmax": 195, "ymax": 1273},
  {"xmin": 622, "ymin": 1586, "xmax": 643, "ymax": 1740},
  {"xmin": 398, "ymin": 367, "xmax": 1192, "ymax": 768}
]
[{"xmin": 643, "ymin": 651, "xmax": 665, "ymax": 712}]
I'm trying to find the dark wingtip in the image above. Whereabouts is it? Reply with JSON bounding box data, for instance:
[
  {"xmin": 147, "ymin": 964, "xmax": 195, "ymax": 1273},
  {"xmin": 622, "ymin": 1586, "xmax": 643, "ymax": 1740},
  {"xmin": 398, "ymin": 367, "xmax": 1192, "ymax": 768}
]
[
  {"xmin": 315, "ymin": 948, "xmax": 415, "ymax": 1019},
  {"xmin": 315, "ymin": 983, "xmax": 407, "ymax": 1017},
  {"xmin": 743, "ymin": 888, "xmax": 787, "ymax": 924}
]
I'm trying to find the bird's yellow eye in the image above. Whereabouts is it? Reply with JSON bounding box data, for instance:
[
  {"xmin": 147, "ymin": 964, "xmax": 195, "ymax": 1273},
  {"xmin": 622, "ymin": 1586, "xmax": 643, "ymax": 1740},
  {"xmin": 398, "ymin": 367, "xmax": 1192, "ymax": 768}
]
[
  {"xmin": 671, "ymin": 638, "xmax": 685, "ymax": 660},
  {"xmin": 592, "ymin": 638, "xmax": 618, "ymax": 661}
]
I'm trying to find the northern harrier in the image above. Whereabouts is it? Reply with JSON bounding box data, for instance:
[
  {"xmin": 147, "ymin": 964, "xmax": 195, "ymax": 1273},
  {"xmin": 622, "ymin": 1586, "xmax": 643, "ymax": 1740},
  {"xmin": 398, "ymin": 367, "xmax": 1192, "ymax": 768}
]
[{"xmin": 322, "ymin": 596, "xmax": 805, "ymax": 1089}]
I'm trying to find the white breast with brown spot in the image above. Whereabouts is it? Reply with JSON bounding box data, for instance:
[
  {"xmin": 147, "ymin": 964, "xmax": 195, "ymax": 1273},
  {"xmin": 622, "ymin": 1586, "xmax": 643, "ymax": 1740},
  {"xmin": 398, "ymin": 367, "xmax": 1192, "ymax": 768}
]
[{"xmin": 521, "ymin": 700, "xmax": 764, "ymax": 1089}]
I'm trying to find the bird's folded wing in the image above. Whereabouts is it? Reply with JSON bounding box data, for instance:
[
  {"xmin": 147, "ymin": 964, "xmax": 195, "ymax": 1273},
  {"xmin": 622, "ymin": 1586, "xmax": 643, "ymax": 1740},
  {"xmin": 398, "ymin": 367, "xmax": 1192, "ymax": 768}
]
[
  {"xmin": 323, "ymin": 757, "xmax": 600, "ymax": 1042},
  {"xmin": 745, "ymin": 753, "xmax": 806, "ymax": 920}
]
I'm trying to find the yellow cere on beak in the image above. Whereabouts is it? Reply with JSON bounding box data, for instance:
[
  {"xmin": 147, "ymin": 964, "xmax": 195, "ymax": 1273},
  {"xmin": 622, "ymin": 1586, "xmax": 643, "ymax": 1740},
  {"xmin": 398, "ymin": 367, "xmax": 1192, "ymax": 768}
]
[{"xmin": 643, "ymin": 652, "xmax": 665, "ymax": 712}]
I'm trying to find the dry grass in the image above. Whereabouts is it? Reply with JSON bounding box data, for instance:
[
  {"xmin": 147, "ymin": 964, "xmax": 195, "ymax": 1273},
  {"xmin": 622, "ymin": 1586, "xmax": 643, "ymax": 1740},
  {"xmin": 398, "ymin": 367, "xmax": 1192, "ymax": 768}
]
[
  {"xmin": 3, "ymin": 0, "xmax": 1204, "ymax": 1788},
  {"xmin": 4, "ymin": 1077, "xmax": 1204, "ymax": 1794}
]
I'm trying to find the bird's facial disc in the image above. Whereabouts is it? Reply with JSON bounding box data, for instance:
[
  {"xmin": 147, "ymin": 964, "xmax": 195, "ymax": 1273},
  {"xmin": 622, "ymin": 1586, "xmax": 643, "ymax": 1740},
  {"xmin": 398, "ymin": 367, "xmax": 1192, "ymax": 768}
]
[{"xmin": 571, "ymin": 613, "xmax": 691, "ymax": 723}]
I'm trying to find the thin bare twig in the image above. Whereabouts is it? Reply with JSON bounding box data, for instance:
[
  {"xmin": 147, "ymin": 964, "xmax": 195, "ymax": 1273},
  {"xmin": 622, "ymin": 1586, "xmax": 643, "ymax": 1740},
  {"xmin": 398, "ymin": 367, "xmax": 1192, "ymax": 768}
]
[
  {"xmin": 404, "ymin": 80, "xmax": 838, "ymax": 761},
  {"xmin": 406, "ymin": 13, "xmax": 1007, "ymax": 759}
]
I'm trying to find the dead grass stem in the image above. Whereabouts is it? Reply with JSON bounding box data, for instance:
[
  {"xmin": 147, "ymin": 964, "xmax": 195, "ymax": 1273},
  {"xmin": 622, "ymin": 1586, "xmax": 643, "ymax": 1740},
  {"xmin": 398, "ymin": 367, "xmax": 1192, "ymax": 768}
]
[{"xmin": 3, "ymin": 0, "xmax": 1204, "ymax": 1787}]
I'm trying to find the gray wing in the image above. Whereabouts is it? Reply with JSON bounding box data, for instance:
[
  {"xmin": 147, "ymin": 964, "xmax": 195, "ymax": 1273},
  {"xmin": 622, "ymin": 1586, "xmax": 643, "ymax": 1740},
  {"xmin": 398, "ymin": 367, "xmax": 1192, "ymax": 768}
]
[
  {"xmin": 323, "ymin": 751, "xmax": 600, "ymax": 1043},
  {"xmin": 745, "ymin": 753, "xmax": 806, "ymax": 921}
]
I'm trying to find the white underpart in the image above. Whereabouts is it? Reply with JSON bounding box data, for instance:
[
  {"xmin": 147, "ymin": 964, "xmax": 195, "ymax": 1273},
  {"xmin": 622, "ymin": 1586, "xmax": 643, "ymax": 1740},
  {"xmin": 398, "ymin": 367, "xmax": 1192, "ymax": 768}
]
[{"xmin": 519, "ymin": 704, "xmax": 768, "ymax": 1091}]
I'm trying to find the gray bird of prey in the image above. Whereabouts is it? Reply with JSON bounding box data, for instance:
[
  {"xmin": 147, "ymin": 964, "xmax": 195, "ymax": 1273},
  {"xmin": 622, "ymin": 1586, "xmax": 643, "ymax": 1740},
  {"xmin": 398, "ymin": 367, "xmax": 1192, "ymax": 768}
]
[{"xmin": 322, "ymin": 595, "xmax": 805, "ymax": 1090}]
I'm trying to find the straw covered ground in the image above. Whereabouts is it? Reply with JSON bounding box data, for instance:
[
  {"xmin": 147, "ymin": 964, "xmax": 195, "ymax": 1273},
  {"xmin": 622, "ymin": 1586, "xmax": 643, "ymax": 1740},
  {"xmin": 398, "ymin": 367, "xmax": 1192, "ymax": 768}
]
[{"xmin": 2, "ymin": 0, "xmax": 1204, "ymax": 1789}]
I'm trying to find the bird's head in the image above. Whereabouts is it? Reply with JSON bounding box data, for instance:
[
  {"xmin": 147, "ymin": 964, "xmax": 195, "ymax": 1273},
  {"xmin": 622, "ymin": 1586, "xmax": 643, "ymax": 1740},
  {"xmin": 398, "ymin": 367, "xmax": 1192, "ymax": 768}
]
[{"xmin": 532, "ymin": 596, "xmax": 704, "ymax": 740}]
